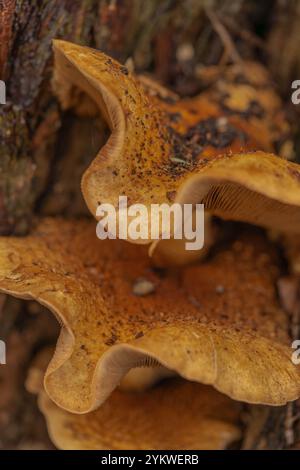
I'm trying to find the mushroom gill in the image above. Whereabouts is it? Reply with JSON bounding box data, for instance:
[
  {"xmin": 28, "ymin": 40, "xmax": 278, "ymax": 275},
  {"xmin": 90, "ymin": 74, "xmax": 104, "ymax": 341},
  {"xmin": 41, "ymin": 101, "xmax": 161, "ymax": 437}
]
[
  {"xmin": 26, "ymin": 348, "xmax": 241, "ymax": 450},
  {"xmin": 0, "ymin": 218, "xmax": 299, "ymax": 412},
  {"xmin": 52, "ymin": 40, "xmax": 300, "ymax": 265}
]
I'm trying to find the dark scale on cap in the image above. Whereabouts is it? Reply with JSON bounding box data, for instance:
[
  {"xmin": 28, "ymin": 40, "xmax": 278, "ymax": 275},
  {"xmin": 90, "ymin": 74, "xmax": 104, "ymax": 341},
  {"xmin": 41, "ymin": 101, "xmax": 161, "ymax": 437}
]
[
  {"xmin": 166, "ymin": 190, "xmax": 177, "ymax": 202},
  {"xmin": 105, "ymin": 333, "xmax": 118, "ymax": 346},
  {"xmin": 185, "ymin": 117, "xmax": 248, "ymax": 150},
  {"xmin": 288, "ymin": 166, "xmax": 300, "ymax": 182},
  {"xmin": 169, "ymin": 112, "xmax": 182, "ymax": 123},
  {"xmin": 219, "ymin": 95, "xmax": 265, "ymax": 120},
  {"xmin": 134, "ymin": 331, "xmax": 144, "ymax": 339},
  {"xmin": 166, "ymin": 117, "xmax": 248, "ymax": 177},
  {"xmin": 120, "ymin": 66, "xmax": 129, "ymax": 75}
]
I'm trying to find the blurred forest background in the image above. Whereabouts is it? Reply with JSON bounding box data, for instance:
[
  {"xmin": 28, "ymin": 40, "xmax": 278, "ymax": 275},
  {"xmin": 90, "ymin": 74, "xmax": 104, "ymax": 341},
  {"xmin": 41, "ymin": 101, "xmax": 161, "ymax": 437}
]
[{"xmin": 0, "ymin": 0, "xmax": 300, "ymax": 449}]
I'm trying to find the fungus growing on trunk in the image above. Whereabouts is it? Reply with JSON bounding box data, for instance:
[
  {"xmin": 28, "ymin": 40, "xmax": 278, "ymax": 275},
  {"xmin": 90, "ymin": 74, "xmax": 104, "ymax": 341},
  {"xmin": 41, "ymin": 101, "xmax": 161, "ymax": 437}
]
[
  {"xmin": 52, "ymin": 40, "xmax": 300, "ymax": 265},
  {"xmin": 0, "ymin": 219, "xmax": 299, "ymax": 413}
]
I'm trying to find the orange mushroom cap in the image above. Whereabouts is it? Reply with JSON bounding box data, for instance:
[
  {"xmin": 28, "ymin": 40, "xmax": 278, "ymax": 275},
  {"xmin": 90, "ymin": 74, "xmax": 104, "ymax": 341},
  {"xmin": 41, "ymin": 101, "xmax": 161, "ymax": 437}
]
[
  {"xmin": 52, "ymin": 40, "xmax": 300, "ymax": 266},
  {"xmin": 0, "ymin": 218, "xmax": 299, "ymax": 412}
]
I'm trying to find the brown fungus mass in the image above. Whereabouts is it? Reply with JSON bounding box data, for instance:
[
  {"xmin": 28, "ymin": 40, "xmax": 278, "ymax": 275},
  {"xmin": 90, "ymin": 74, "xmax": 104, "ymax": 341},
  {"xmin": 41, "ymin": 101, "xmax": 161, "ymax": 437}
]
[
  {"xmin": 26, "ymin": 349, "xmax": 241, "ymax": 450},
  {"xmin": 0, "ymin": 219, "xmax": 299, "ymax": 412},
  {"xmin": 52, "ymin": 40, "xmax": 300, "ymax": 265}
]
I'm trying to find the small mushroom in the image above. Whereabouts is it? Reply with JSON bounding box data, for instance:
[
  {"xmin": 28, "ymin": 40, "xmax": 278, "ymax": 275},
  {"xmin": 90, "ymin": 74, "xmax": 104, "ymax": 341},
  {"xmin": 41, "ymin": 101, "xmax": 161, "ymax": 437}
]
[
  {"xmin": 52, "ymin": 40, "xmax": 300, "ymax": 266},
  {"xmin": 0, "ymin": 219, "xmax": 299, "ymax": 413},
  {"xmin": 27, "ymin": 349, "xmax": 241, "ymax": 450}
]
